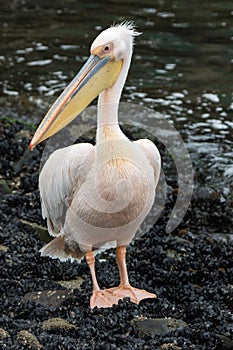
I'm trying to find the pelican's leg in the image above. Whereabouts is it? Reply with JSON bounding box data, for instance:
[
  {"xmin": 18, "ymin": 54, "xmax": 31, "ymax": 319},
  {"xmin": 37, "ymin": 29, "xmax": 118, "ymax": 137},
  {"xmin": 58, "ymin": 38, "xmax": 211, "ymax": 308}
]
[
  {"xmin": 85, "ymin": 251, "xmax": 119, "ymax": 309},
  {"xmin": 106, "ymin": 245, "xmax": 157, "ymax": 304}
]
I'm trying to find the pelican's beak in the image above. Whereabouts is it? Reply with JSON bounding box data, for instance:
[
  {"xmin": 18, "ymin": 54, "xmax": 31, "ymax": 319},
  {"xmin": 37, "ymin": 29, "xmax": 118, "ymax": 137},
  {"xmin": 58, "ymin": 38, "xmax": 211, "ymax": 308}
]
[{"xmin": 30, "ymin": 54, "xmax": 122, "ymax": 149}]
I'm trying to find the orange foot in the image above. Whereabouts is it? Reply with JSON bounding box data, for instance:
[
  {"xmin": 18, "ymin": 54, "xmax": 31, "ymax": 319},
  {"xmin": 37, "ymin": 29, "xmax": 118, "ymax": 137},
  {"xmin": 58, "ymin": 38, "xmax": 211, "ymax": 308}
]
[
  {"xmin": 90, "ymin": 290, "xmax": 120, "ymax": 309},
  {"xmin": 105, "ymin": 285, "xmax": 157, "ymax": 304}
]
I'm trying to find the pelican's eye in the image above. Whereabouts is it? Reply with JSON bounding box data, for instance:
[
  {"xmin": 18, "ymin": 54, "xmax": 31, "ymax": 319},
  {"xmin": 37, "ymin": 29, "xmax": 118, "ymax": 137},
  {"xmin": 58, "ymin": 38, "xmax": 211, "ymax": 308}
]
[
  {"xmin": 104, "ymin": 45, "xmax": 110, "ymax": 52},
  {"xmin": 92, "ymin": 43, "xmax": 113, "ymax": 58},
  {"xmin": 101, "ymin": 43, "xmax": 113, "ymax": 56}
]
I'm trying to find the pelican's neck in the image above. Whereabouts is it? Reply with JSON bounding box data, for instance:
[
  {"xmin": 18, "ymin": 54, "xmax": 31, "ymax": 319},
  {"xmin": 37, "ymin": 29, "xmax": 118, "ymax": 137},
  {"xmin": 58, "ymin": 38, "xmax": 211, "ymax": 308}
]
[{"xmin": 96, "ymin": 48, "xmax": 132, "ymax": 144}]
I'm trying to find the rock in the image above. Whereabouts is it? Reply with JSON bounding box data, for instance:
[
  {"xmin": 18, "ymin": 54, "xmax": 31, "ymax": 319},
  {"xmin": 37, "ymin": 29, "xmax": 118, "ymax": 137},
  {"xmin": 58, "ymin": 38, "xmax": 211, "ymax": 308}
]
[
  {"xmin": 41, "ymin": 318, "xmax": 77, "ymax": 332},
  {"xmin": 24, "ymin": 289, "xmax": 74, "ymax": 307},
  {"xmin": 220, "ymin": 284, "xmax": 233, "ymax": 302},
  {"xmin": 216, "ymin": 335, "xmax": 233, "ymax": 349},
  {"xmin": 20, "ymin": 219, "xmax": 50, "ymax": 242},
  {"xmin": 160, "ymin": 344, "xmax": 182, "ymax": 350},
  {"xmin": 195, "ymin": 187, "xmax": 210, "ymax": 199},
  {"xmin": 0, "ymin": 244, "xmax": 8, "ymax": 252},
  {"xmin": 13, "ymin": 147, "xmax": 40, "ymax": 174},
  {"xmin": 0, "ymin": 328, "xmax": 10, "ymax": 339},
  {"xmin": 133, "ymin": 317, "xmax": 189, "ymax": 336},
  {"xmin": 166, "ymin": 249, "xmax": 178, "ymax": 258},
  {"xmin": 57, "ymin": 278, "xmax": 84, "ymax": 290},
  {"xmin": 16, "ymin": 330, "xmax": 43, "ymax": 349},
  {"xmin": 15, "ymin": 129, "xmax": 32, "ymax": 141},
  {"xmin": 0, "ymin": 178, "xmax": 11, "ymax": 194}
]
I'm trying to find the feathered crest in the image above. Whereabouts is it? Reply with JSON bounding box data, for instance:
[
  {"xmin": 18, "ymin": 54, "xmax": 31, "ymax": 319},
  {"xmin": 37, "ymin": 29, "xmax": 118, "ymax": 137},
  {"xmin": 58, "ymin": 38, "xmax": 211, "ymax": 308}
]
[{"xmin": 111, "ymin": 20, "xmax": 142, "ymax": 42}]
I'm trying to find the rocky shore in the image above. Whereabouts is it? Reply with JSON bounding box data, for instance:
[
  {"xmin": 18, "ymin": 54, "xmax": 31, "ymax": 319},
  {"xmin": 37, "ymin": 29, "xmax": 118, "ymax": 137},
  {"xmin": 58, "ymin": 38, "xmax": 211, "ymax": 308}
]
[{"xmin": 0, "ymin": 118, "xmax": 232, "ymax": 349}]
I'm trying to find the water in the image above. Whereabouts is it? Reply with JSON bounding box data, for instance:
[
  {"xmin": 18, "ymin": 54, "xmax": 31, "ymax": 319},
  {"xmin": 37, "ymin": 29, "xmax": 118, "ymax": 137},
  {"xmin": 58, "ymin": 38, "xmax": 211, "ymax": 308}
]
[{"xmin": 0, "ymin": 0, "xmax": 232, "ymax": 194}]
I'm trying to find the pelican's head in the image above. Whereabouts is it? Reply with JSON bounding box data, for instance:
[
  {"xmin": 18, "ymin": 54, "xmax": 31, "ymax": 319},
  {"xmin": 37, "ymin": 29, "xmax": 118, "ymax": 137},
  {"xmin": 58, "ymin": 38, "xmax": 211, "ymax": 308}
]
[
  {"xmin": 90, "ymin": 22, "xmax": 138, "ymax": 61},
  {"xmin": 30, "ymin": 22, "xmax": 140, "ymax": 149}
]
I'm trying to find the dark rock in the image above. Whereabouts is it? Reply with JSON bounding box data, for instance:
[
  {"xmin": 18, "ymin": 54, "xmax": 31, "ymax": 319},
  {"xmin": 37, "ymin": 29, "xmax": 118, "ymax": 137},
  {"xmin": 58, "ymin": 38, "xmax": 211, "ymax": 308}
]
[
  {"xmin": 195, "ymin": 187, "xmax": 211, "ymax": 199},
  {"xmin": 216, "ymin": 335, "xmax": 233, "ymax": 350},
  {"xmin": 20, "ymin": 219, "xmax": 50, "ymax": 242},
  {"xmin": 24, "ymin": 289, "xmax": 74, "ymax": 307},
  {"xmin": 132, "ymin": 317, "xmax": 189, "ymax": 336},
  {"xmin": 13, "ymin": 148, "xmax": 40, "ymax": 174},
  {"xmin": 0, "ymin": 178, "xmax": 11, "ymax": 194}
]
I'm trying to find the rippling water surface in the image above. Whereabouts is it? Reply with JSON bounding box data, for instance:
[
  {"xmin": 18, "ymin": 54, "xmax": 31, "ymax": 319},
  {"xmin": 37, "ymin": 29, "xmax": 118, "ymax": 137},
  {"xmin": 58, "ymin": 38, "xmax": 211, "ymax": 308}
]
[{"xmin": 0, "ymin": 0, "xmax": 232, "ymax": 193}]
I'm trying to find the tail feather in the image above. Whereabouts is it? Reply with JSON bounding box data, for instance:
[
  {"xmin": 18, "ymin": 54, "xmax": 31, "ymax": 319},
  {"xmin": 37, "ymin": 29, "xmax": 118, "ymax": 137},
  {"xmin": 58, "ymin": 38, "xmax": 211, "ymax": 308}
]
[{"xmin": 40, "ymin": 236, "xmax": 85, "ymax": 262}]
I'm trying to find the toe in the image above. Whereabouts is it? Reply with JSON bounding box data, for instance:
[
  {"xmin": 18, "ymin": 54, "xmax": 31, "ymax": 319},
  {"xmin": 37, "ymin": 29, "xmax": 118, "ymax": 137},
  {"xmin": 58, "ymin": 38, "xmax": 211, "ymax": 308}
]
[{"xmin": 90, "ymin": 290, "xmax": 119, "ymax": 309}]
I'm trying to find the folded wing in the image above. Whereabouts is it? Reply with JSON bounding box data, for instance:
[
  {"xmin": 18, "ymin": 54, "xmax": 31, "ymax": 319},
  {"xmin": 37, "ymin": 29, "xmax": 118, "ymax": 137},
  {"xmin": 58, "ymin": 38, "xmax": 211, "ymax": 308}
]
[
  {"xmin": 134, "ymin": 139, "xmax": 161, "ymax": 187},
  {"xmin": 39, "ymin": 143, "xmax": 94, "ymax": 236}
]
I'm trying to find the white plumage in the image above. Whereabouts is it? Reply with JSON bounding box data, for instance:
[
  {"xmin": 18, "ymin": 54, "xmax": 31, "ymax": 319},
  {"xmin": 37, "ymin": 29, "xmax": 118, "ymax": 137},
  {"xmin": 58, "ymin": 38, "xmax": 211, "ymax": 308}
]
[{"xmin": 32, "ymin": 22, "xmax": 161, "ymax": 308}]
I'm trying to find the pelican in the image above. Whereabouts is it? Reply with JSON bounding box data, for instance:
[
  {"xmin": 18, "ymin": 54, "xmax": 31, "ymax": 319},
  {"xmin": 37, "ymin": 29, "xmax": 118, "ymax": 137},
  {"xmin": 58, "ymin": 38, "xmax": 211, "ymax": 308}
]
[{"xmin": 30, "ymin": 22, "xmax": 161, "ymax": 308}]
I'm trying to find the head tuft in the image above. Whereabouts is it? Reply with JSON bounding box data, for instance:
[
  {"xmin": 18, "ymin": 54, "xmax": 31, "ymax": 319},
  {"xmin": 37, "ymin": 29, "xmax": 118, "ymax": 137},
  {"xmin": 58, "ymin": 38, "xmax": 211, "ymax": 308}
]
[{"xmin": 111, "ymin": 21, "xmax": 142, "ymax": 43}]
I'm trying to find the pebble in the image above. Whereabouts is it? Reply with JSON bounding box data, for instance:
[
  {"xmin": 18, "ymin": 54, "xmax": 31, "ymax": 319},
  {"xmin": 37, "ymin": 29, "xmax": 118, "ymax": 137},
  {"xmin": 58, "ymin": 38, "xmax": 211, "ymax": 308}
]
[
  {"xmin": 160, "ymin": 344, "xmax": 182, "ymax": 350},
  {"xmin": 16, "ymin": 330, "xmax": 43, "ymax": 349},
  {"xmin": 41, "ymin": 318, "xmax": 77, "ymax": 332},
  {"xmin": 0, "ymin": 328, "xmax": 10, "ymax": 339},
  {"xmin": 0, "ymin": 244, "xmax": 8, "ymax": 252},
  {"xmin": 0, "ymin": 178, "xmax": 11, "ymax": 194},
  {"xmin": 57, "ymin": 277, "xmax": 84, "ymax": 290}
]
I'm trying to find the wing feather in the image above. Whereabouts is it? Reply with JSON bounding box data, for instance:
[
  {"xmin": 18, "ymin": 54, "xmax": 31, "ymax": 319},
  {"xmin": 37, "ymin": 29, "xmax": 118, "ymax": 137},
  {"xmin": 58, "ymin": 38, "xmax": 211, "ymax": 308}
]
[
  {"xmin": 39, "ymin": 143, "xmax": 94, "ymax": 236},
  {"xmin": 134, "ymin": 139, "xmax": 161, "ymax": 187}
]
